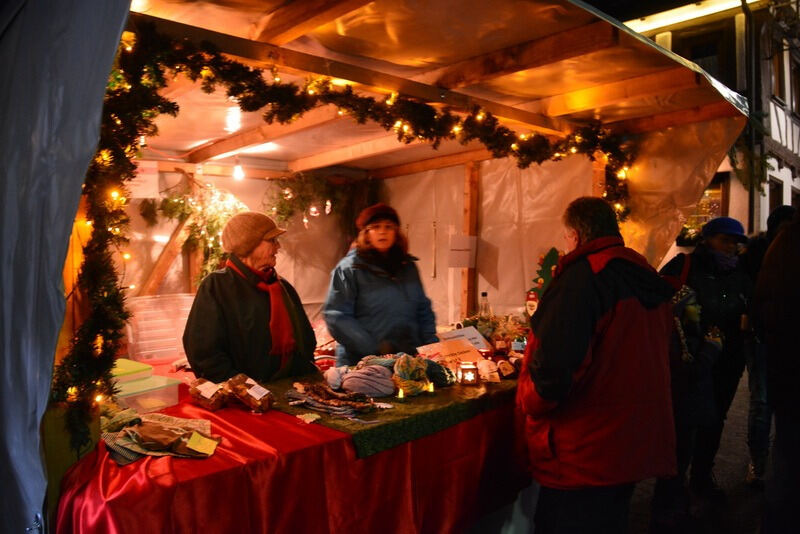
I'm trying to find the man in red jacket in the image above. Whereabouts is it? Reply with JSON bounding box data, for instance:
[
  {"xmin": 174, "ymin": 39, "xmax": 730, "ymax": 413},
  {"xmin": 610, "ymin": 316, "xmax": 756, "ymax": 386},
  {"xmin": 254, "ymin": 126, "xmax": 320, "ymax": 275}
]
[{"xmin": 517, "ymin": 197, "xmax": 676, "ymax": 533}]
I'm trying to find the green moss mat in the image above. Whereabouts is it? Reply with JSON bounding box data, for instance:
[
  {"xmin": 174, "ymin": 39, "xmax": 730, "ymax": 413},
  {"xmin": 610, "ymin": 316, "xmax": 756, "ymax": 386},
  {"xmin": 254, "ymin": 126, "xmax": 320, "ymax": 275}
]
[{"xmin": 265, "ymin": 376, "xmax": 517, "ymax": 458}]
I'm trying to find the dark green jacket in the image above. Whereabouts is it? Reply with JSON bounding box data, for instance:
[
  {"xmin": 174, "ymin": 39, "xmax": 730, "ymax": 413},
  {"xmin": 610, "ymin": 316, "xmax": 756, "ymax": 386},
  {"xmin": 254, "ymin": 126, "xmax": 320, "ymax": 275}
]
[{"xmin": 183, "ymin": 257, "xmax": 317, "ymax": 383}]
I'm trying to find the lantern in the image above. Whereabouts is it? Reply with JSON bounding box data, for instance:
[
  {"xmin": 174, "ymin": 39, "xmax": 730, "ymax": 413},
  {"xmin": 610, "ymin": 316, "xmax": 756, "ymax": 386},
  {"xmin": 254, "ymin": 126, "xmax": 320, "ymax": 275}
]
[{"xmin": 459, "ymin": 361, "xmax": 479, "ymax": 386}]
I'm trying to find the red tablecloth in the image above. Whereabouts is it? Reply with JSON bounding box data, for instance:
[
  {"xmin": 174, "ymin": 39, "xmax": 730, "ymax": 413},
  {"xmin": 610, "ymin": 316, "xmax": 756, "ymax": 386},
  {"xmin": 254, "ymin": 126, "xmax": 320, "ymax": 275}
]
[{"xmin": 56, "ymin": 386, "xmax": 525, "ymax": 533}]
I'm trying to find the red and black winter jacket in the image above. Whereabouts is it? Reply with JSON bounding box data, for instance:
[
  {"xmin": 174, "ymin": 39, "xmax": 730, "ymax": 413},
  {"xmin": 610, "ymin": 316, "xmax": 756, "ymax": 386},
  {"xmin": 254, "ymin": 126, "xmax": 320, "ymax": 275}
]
[{"xmin": 516, "ymin": 237, "xmax": 676, "ymax": 489}]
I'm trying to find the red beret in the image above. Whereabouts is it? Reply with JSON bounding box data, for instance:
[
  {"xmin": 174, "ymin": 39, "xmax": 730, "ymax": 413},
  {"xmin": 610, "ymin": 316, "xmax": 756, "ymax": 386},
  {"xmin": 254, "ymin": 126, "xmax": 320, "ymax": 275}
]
[{"xmin": 356, "ymin": 203, "xmax": 399, "ymax": 230}]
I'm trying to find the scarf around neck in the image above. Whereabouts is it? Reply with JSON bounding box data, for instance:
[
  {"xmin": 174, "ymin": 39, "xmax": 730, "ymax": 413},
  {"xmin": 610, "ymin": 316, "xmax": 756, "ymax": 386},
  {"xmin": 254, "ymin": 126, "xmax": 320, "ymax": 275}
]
[{"xmin": 226, "ymin": 257, "xmax": 296, "ymax": 366}]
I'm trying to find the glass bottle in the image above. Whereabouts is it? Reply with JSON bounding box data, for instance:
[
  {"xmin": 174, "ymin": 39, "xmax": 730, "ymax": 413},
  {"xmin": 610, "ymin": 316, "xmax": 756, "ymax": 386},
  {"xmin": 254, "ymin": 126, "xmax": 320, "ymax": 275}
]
[{"xmin": 478, "ymin": 291, "xmax": 492, "ymax": 318}]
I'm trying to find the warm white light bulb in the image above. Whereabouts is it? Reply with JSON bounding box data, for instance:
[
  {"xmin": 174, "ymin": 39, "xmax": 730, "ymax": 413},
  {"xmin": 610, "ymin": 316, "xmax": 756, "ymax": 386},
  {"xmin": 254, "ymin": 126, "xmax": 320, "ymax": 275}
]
[{"xmin": 233, "ymin": 163, "xmax": 245, "ymax": 181}]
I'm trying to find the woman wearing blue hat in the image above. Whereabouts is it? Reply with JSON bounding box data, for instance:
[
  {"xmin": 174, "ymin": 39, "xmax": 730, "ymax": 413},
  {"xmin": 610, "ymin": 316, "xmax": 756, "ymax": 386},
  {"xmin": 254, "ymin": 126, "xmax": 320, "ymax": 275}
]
[{"xmin": 660, "ymin": 216, "xmax": 752, "ymax": 505}]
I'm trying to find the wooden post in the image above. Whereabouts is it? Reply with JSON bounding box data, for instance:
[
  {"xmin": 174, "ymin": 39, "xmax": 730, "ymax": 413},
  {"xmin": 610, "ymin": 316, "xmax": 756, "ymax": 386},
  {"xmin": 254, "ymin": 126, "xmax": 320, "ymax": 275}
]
[
  {"xmin": 136, "ymin": 218, "xmax": 191, "ymax": 297},
  {"xmin": 461, "ymin": 161, "xmax": 479, "ymax": 318},
  {"xmin": 187, "ymin": 177, "xmax": 203, "ymax": 293},
  {"xmin": 592, "ymin": 154, "xmax": 606, "ymax": 198}
]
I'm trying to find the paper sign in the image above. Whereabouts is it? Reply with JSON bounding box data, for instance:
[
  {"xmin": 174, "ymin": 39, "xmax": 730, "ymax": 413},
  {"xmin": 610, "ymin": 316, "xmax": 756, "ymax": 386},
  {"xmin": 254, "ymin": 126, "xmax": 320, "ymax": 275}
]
[
  {"xmin": 245, "ymin": 378, "xmax": 257, "ymax": 387},
  {"xmin": 247, "ymin": 384, "xmax": 269, "ymax": 400},
  {"xmin": 186, "ymin": 431, "xmax": 218, "ymax": 456},
  {"xmin": 437, "ymin": 326, "xmax": 491, "ymax": 350},
  {"xmin": 129, "ymin": 160, "xmax": 159, "ymax": 198},
  {"xmin": 448, "ymin": 234, "xmax": 477, "ymax": 268},
  {"xmin": 416, "ymin": 338, "xmax": 483, "ymax": 362},
  {"xmin": 196, "ymin": 381, "xmax": 221, "ymax": 399}
]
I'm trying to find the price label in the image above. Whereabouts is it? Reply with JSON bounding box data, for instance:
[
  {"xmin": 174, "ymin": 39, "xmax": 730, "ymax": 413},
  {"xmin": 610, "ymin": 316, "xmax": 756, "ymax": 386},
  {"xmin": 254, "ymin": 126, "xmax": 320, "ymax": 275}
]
[
  {"xmin": 196, "ymin": 381, "xmax": 221, "ymax": 399},
  {"xmin": 247, "ymin": 384, "xmax": 269, "ymax": 400}
]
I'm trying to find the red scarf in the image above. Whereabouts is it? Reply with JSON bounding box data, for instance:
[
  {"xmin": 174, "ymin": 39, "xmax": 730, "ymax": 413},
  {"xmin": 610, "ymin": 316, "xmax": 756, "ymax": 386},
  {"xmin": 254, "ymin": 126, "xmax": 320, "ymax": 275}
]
[{"xmin": 226, "ymin": 259, "xmax": 296, "ymax": 366}]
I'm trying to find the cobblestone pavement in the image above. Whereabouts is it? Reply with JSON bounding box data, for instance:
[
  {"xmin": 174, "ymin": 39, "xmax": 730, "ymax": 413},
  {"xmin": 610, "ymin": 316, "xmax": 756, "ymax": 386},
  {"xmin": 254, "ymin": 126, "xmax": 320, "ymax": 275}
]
[{"xmin": 629, "ymin": 371, "xmax": 766, "ymax": 533}]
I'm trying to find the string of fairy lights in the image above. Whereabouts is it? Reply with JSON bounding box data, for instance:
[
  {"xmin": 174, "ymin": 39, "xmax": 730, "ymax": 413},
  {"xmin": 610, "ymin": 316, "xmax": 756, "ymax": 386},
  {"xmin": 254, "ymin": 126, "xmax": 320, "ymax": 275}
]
[{"xmin": 51, "ymin": 22, "xmax": 638, "ymax": 451}]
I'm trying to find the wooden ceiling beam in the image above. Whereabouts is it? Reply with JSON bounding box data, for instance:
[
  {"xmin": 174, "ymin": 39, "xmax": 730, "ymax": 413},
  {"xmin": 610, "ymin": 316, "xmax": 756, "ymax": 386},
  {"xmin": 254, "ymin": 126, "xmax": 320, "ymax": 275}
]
[
  {"xmin": 607, "ymin": 101, "xmax": 745, "ymax": 134},
  {"xmin": 421, "ymin": 22, "xmax": 618, "ymax": 90},
  {"xmin": 520, "ymin": 67, "xmax": 702, "ymax": 117},
  {"xmin": 256, "ymin": 0, "xmax": 372, "ymax": 45},
  {"xmin": 156, "ymin": 161, "xmax": 288, "ymax": 180},
  {"xmin": 288, "ymin": 135, "xmax": 416, "ymax": 172},
  {"xmin": 371, "ymin": 149, "xmax": 493, "ymax": 179},
  {"xmin": 186, "ymin": 106, "xmax": 341, "ymax": 163},
  {"xmin": 128, "ymin": 13, "xmax": 568, "ymax": 136}
]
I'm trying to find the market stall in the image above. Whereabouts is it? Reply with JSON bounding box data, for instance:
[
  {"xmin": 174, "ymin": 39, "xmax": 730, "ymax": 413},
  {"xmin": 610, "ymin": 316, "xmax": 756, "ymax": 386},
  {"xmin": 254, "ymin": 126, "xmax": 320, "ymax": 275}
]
[
  {"xmin": 56, "ymin": 377, "xmax": 525, "ymax": 533},
  {"xmin": 5, "ymin": 0, "xmax": 751, "ymax": 531}
]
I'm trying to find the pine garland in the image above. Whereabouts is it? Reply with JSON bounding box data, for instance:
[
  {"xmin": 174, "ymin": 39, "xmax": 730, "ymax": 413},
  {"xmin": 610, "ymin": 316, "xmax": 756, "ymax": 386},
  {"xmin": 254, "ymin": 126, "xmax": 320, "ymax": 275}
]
[{"xmin": 51, "ymin": 22, "xmax": 638, "ymax": 451}]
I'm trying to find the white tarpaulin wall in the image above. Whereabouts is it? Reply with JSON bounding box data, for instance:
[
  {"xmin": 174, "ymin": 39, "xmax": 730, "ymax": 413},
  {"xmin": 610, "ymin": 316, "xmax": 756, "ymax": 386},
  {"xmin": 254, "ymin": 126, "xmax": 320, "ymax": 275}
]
[{"xmin": 0, "ymin": 1, "xmax": 129, "ymax": 531}]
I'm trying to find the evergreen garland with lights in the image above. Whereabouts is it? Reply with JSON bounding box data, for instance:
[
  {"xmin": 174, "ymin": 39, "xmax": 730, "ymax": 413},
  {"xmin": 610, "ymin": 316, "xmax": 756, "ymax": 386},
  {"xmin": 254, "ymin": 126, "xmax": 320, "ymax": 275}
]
[{"xmin": 51, "ymin": 22, "xmax": 638, "ymax": 451}]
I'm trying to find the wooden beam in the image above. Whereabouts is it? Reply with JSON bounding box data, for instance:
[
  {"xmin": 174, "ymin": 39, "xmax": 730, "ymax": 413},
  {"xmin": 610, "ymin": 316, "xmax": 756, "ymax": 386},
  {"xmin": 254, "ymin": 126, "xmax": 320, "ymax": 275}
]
[
  {"xmin": 461, "ymin": 161, "xmax": 480, "ymax": 318},
  {"xmin": 188, "ymin": 178, "xmax": 203, "ymax": 293},
  {"xmin": 136, "ymin": 218, "xmax": 191, "ymax": 297},
  {"xmin": 155, "ymin": 161, "xmax": 288, "ymax": 180},
  {"xmin": 256, "ymin": 0, "xmax": 372, "ymax": 45},
  {"xmin": 608, "ymin": 101, "xmax": 745, "ymax": 134},
  {"xmin": 127, "ymin": 13, "xmax": 567, "ymax": 136},
  {"xmin": 289, "ymin": 134, "xmax": 415, "ymax": 172},
  {"xmin": 424, "ymin": 22, "xmax": 618, "ymax": 90},
  {"xmin": 521, "ymin": 67, "xmax": 701, "ymax": 117},
  {"xmin": 187, "ymin": 106, "xmax": 341, "ymax": 163},
  {"xmin": 371, "ymin": 148, "xmax": 493, "ymax": 179}
]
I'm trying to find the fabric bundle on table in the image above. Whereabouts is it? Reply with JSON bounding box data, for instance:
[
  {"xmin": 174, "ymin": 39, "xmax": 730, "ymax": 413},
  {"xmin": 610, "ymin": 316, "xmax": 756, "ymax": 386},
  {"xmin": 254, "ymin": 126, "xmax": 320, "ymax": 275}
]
[
  {"xmin": 356, "ymin": 353, "xmax": 403, "ymax": 371},
  {"xmin": 324, "ymin": 366, "xmax": 350, "ymax": 389},
  {"xmin": 102, "ymin": 413, "xmax": 219, "ymax": 465},
  {"xmin": 425, "ymin": 359, "xmax": 457, "ymax": 387},
  {"xmin": 341, "ymin": 365, "xmax": 395, "ymax": 397},
  {"xmin": 392, "ymin": 354, "xmax": 431, "ymax": 396}
]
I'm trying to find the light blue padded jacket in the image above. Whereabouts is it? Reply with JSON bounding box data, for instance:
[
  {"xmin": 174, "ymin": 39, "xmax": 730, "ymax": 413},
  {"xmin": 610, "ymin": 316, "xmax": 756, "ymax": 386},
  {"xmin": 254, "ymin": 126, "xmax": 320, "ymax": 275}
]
[{"xmin": 323, "ymin": 248, "xmax": 437, "ymax": 366}]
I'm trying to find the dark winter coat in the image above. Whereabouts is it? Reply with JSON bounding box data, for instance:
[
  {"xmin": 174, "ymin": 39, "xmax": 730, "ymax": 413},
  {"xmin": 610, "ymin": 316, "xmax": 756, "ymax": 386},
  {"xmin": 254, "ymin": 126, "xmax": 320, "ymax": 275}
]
[
  {"xmin": 323, "ymin": 248, "xmax": 437, "ymax": 366},
  {"xmin": 661, "ymin": 245, "xmax": 751, "ymax": 364},
  {"xmin": 183, "ymin": 257, "xmax": 317, "ymax": 383},
  {"xmin": 753, "ymin": 213, "xmax": 800, "ymax": 415},
  {"xmin": 517, "ymin": 237, "xmax": 676, "ymax": 489}
]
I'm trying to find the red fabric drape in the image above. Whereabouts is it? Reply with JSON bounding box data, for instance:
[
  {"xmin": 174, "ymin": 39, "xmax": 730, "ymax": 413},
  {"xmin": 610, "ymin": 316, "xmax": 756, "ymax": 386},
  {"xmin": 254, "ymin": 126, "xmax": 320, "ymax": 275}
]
[{"xmin": 56, "ymin": 386, "xmax": 524, "ymax": 533}]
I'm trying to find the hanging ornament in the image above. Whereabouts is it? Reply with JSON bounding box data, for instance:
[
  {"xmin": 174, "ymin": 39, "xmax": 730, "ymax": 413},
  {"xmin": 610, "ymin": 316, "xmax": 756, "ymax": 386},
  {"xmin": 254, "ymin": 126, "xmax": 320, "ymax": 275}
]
[
  {"xmin": 325, "ymin": 199, "xmax": 332, "ymax": 214},
  {"xmin": 309, "ymin": 205, "xmax": 320, "ymax": 217},
  {"xmin": 302, "ymin": 213, "xmax": 309, "ymax": 228},
  {"xmin": 283, "ymin": 188, "xmax": 294, "ymax": 200}
]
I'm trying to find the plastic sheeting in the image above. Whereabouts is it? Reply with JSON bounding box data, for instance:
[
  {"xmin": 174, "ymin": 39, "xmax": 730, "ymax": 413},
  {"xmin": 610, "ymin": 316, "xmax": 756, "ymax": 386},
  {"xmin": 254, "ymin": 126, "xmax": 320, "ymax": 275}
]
[
  {"xmin": 382, "ymin": 115, "xmax": 745, "ymax": 321},
  {"xmin": 0, "ymin": 1, "xmax": 129, "ymax": 530}
]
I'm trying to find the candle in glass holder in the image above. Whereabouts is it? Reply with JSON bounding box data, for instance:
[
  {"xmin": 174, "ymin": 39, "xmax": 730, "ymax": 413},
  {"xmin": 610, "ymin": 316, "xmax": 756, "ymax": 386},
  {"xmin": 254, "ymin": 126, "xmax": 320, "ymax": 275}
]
[
  {"xmin": 427, "ymin": 382, "xmax": 435, "ymax": 393},
  {"xmin": 459, "ymin": 361, "xmax": 479, "ymax": 386},
  {"xmin": 397, "ymin": 387, "xmax": 404, "ymax": 399}
]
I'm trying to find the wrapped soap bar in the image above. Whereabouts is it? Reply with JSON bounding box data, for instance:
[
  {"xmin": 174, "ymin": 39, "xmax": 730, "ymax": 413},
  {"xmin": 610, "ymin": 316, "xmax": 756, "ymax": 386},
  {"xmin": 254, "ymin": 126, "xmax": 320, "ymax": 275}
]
[
  {"xmin": 227, "ymin": 373, "xmax": 275, "ymax": 413},
  {"xmin": 189, "ymin": 378, "xmax": 229, "ymax": 411},
  {"xmin": 497, "ymin": 359, "xmax": 518, "ymax": 379}
]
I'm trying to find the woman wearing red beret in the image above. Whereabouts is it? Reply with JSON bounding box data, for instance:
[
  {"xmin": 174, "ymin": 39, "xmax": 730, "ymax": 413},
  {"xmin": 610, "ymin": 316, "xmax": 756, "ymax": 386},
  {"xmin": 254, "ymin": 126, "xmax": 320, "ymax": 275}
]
[{"xmin": 323, "ymin": 203, "xmax": 437, "ymax": 366}]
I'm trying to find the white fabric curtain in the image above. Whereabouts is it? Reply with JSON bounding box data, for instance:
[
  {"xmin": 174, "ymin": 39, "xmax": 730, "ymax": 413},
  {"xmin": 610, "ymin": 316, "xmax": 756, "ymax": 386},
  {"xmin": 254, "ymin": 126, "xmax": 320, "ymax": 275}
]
[{"xmin": 0, "ymin": 1, "xmax": 129, "ymax": 530}]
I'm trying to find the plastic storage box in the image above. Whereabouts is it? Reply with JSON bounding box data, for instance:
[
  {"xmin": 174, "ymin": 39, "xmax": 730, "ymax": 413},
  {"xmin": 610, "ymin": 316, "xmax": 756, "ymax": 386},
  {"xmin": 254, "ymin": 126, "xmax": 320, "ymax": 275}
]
[
  {"xmin": 125, "ymin": 293, "xmax": 195, "ymax": 364},
  {"xmin": 117, "ymin": 375, "xmax": 182, "ymax": 413}
]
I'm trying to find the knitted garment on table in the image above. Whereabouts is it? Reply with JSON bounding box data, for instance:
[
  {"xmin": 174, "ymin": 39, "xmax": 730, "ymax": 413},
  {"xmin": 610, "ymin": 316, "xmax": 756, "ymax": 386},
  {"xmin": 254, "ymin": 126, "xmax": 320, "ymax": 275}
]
[
  {"xmin": 341, "ymin": 365, "xmax": 395, "ymax": 397},
  {"xmin": 392, "ymin": 354, "xmax": 431, "ymax": 396},
  {"xmin": 356, "ymin": 353, "xmax": 404, "ymax": 371},
  {"xmin": 324, "ymin": 366, "xmax": 350, "ymax": 390},
  {"xmin": 425, "ymin": 359, "xmax": 457, "ymax": 387}
]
